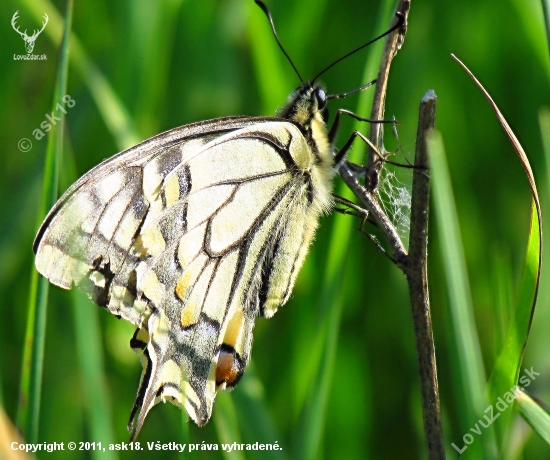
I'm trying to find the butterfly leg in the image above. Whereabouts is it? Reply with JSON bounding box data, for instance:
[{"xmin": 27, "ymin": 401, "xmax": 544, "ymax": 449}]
[
  {"xmin": 332, "ymin": 194, "xmax": 398, "ymax": 263},
  {"xmin": 333, "ymin": 130, "xmax": 380, "ymax": 166},
  {"xmin": 334, "ymin": 129, "xmax": 426, "ymax": 173},
  {"xmin": 328, "ymin": 109, "xmax": 395, "ymax": 144},
  {"xmin": 332, "ymin": 194, "xmax": 369, "ymax": 219},
  {"xmin": 357, "ymin": 219, "xmax": 396, "ymax": 263}
]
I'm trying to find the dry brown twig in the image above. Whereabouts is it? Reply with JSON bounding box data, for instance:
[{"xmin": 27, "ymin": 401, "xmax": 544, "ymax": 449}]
[{"xmin": 338, "ymin": 1, "xmax": 446, "ymax": 458}]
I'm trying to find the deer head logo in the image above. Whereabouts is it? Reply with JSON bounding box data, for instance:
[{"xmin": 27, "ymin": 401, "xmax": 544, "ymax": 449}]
[{"xmin": 11, "ymin": 11, "xmax": 49, "ymax": 54}]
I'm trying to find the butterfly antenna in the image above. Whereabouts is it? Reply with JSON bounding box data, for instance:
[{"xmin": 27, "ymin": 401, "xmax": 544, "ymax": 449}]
[
  {"xmin": 327, "ymin": 80, "xmax": 377, "ymax": 100},
  {"xmin": 254, "ymin": 0, "xmax": 304, "ymax": 83},
  {"xmin": 313, "ymin": 12, "xmax": 405, "ymax": 82}
]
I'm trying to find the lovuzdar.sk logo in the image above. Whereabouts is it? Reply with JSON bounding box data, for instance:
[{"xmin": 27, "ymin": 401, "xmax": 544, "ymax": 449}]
[{"xmin": 12, "ymin": 11, "xmax": 48, "ymax": 61}]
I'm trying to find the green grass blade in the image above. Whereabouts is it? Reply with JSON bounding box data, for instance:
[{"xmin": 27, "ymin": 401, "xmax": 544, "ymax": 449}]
[
  {"xmin": 516, "ymin": 390, "xmax": 550, "ymax": 446},
  {"xmin": 55, "ymin": 134, "xmax": 118, "ymax": 458},
  {"xmin": 130, "ymin": 0, "xmax": 185, "ymax": 136},
  {"xmin": 540, "ymin": 107, "xmax": 550, "ymax": 197},
  {"xmin": 213, "ymin": 393, "xmax": 246, "ymax": 460},
  {"xmin": 1, "ymin": 403, "xmax": 30, "ymax": 460},
  {"xmin": 16, "ymin": 0, "xmax": 73, "ymax": 443},
  {"xmin": 286, "ymin": 0, "xmax": 330, "ymax": 69},
  {"xmin": 232, "ymin": 363, "xmax": 287, "ymax": 460},
  {"xmin": 72, "ymin": 291, "xmax": 118, "ymax": 460},
  {"xmin": 486, "ymin": 203, "xmax": 541, "ymax": 441},
  {"xmin": 296, "ymin": 2, "xmax": 395, "ymax": 459},
  {"xmin": 488, "ymin": 248, "xmax": 514, "ymax": 357},
  {"xmin": 180, "ymin": 411, "xmax": 190, "ymax": 458},
  {"xmin": 428, "ymin": 131, "xmax": 497, "ymax": 460},
  {"xmin": 246, "ymin": 1, "xmax": 292, "ymax": 114},
  {"xmin": 17, "ymin": 266, "xmax": 46, "ymax": 443},
  {"xmin": 21, "ymin": 0, "xmax": 140, "ymax": 149},
  {"xmin": 542, "ymin": 0, "xmax": 550, "ymax": 59},
  {"xmin": 508, "ymin": 0, "xmax": 550, "ymax": 83},
  {"xmin": 450, "ymin": 55, "xmax": 543, "ymax": 453}
]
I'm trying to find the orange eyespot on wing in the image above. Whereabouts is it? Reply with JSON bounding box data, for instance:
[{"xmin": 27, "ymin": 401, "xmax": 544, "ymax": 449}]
[{"xmin": 216, "ymin": 345, "xmax": 245, "ymax": 389}]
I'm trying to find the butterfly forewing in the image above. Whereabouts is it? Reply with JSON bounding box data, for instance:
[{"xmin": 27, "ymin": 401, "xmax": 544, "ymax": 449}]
[{"xmin": 34, "ymin": 114, "xmax": 333, "ymax": 436}]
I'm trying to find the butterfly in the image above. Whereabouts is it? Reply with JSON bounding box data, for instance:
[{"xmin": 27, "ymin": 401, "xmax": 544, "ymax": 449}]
[{"xmin": 33, "ymin": 1, "xmax": 403, "ymax": 438}]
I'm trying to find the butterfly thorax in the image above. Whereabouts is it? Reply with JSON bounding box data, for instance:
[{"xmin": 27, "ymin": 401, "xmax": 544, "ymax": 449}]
[{"xmin": 277, "ymin": 82, "xmax": 333, "ymax": 171}]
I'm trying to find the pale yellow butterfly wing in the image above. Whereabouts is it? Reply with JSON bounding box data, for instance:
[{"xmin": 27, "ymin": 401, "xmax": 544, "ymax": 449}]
[{"xmin": 34, "ymin": 116, "xmax": 332, "ymax": 436}]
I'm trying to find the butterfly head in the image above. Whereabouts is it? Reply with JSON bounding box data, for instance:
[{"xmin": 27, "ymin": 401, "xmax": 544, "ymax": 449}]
[{"xmin": 277, "ymin": 82, "xmax": 328, "ymax": 131}]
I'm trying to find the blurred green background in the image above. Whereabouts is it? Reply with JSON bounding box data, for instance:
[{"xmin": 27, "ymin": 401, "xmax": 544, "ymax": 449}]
[{"xmin": 1, "ymin": 0, "xmax": 549, "ymax": 458}]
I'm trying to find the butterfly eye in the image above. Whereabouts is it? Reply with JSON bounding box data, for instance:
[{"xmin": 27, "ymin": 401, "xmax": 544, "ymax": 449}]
[{"xmin": 315, "ymin": 88, "xmax": 327, "ymax": 110}]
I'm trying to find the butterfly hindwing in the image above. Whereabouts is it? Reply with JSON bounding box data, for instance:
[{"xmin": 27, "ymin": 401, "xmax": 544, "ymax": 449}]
[{"xmin": 34, "ymin": 117, "xmax": 333, "ymax": 436}]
